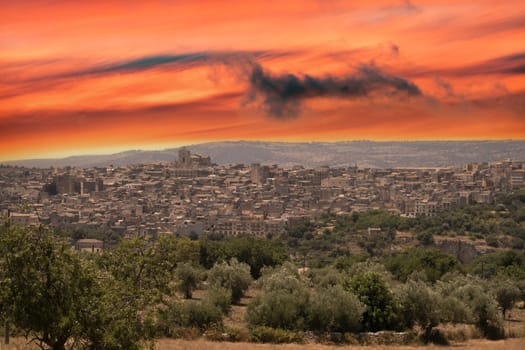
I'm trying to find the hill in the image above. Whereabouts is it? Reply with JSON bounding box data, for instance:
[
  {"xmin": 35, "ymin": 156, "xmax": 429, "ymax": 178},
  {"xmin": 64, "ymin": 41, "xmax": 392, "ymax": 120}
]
[{"xmin": 3, "ymin": 140, "xmax": 525, "ymax": 168}]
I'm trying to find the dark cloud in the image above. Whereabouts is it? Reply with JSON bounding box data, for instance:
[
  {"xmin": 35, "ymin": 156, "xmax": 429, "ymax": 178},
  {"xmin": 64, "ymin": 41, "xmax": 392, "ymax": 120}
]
[
  {"xmin": 243, "ymin": 62, "xmax": 422, "ymax": 118},
  {"xmin": 390, "ymin": 44, "xmax": 400, "ymax": 56},
  {"xmin": 2, "ymin": 49, "xmax": 422, "ymax": 119},
  {"xmin": 50, "ymin": 51, "xmax": 261, "ymax": 80},
  {"xmin": 80, "ymin": 53, "xmax": 209, "ymax": 75},
  {"xmin": 434, "ymin": 77, "xmax": 456, "ymax": 98}
]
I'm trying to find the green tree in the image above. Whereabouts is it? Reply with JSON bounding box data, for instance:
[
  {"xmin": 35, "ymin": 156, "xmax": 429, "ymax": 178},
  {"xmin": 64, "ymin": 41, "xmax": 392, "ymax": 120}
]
[
  {"xmin": 453, "ymin": 283, "xmax": 504, "ymax": 339},
  {"xmin": 491, "ymin": 277, "xmax": 521, "ymax": 319},
  {"xmin": 246, "ymin": 264, "xmax": 310, "ymax": 331},
  {"xmin": 208, "ymin": 259, "xmax": 252, "ymax": 304},
  {"xmin": 246, "ymin": 286, "xmax": 310, "ymax": 331},
  {"xmin": 175, "ymin": 263, "xmax": 201, "ymax": 299},
  {"xmin": 0, "ymin": 224, "xmax": 150, "ymax": 350},
  {"xmin": 398, "ymin": 279, "xmax": 468, "ymax": 343},
  {"xmin": 384, "ymin": 248, "xmax": 461, "ymax": 282},
  {"xmin": 200, "ymin": 237, "xmax": 287, "ymax": 278},
  {"xmin": 308, "ymin": 285, "xmax": 365, "ymax": 333},
  {"xmin": 343, "ymin": 272, "xmax": 401, "ymax": 332}
]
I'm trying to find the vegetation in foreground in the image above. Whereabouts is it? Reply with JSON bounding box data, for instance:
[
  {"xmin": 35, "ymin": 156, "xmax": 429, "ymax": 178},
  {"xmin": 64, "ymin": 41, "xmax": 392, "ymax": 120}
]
[{"xmin": 0, "ymin": 189, "xmax": 524, "ymax": 349}]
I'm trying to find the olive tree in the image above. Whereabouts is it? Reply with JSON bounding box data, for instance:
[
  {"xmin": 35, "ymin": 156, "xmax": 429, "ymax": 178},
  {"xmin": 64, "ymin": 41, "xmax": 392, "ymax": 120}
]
[{"xmin": 208, "ymin": 258, "xmax": 252, "ymax": 304}]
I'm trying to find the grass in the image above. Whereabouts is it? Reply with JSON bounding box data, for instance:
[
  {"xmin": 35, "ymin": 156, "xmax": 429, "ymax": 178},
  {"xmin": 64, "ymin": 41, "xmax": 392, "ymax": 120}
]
[{"xmin": 155, "ymin": 338, "xmax": 525, "ymax": 350}]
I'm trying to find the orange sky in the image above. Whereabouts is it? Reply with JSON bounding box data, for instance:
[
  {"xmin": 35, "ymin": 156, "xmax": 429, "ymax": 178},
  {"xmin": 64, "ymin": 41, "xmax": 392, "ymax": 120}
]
[{"xmin": 1, "ymin": 0, "xmax": 524, "ymax": 160}]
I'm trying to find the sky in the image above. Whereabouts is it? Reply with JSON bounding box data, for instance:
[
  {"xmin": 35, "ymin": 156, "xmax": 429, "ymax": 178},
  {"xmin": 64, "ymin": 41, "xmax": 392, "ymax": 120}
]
[{"xmin": 1, "ymin": 0, "xmax": 524, "ymax": 160}]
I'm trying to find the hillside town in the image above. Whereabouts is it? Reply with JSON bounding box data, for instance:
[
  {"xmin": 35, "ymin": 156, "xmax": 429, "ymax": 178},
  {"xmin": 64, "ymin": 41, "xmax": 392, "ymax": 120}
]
[{"xmin": 1, "ymin": 149, "xmax": 524, "ymax": 242}]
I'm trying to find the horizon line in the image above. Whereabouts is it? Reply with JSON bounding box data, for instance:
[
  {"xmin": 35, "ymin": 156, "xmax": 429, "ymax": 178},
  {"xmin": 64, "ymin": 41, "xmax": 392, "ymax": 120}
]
[{"xmin": 2, "ymin": 138, "xmax": 525, "ymax": 163}]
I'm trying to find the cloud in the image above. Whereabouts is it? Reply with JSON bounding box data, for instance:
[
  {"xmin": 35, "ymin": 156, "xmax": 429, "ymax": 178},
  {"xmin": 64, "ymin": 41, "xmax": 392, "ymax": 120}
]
[
  {"xmin": 0, "ymin": 92, "xmax": 242, "ymax": 138},
  {"xmin": 2, "ymin": 50, "xmax": 422, "ymax": 119},
  {"xmin": 242, "ymin": 62, "xmax": 422, "ymax": 118},
  {"xmin": 405, "ymin": 52, "xmax": 525, "ymax": 78},
  {"xmin": 445, "ymin": 15, "xmax": 525, "ymax": 42}
]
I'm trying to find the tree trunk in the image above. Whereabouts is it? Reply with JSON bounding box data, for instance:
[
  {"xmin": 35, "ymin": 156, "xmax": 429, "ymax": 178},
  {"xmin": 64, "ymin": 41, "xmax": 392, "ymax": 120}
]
[{"xmin": 4, "ymin": 319, "xmax": 9, "ymax": 345}]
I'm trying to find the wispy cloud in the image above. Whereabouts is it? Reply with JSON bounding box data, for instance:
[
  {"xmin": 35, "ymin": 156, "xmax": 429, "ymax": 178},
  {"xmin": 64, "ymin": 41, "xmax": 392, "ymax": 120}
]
[{"xmin": 404, "ymin": 52, "xmax": 525, "ymax": 78}]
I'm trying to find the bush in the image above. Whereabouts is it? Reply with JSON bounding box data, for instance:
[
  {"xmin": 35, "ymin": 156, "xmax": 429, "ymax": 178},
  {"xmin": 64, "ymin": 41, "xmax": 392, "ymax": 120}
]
[
  {"xmin": 158, "ymin": 300, "xmax": 223, "ymax": 335},
  {"xmin": 257, "ymin": 263, "xmax": 305, "ymax": 292},
  {"xmin": 422, "ymin": 329, "xmax": 449, "ymax": 345},
  {"xmin": 308, "ymin": 285, "xmax": 365, "ymax": 333},
  {"xmin": 246, "ymin": 287, "xmax": 310, "ymax": 330},
  {"xmin": 398, "ymin": 280, "xmax": 441, "ymax": 332},
  {"xmin": 204, "ymin": 326, "xmax": 250, "ymax": 342},
  {"xmin": 250, "ymin": 326, "xmax": 304, "ymax": 343},
  {"xmin": 205, "ymin": 286, "xmax": 232, "ymax": 314},
  {"xmin": 453, "ymin": 283, "xmax": 504, "ymax": 339}
]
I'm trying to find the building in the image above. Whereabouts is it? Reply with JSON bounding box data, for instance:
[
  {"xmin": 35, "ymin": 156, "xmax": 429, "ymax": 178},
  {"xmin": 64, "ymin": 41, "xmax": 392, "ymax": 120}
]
[
  {"xmin": 9, "ymin": 212, "xmax": 39, "ymax": 226},
  {"xmin": 74, "ymin": 238, "xmax": 104, "ymax": 253},
  {"xmin": 178, "ymin": 148, "xmax": 212, "ymax": 167}
]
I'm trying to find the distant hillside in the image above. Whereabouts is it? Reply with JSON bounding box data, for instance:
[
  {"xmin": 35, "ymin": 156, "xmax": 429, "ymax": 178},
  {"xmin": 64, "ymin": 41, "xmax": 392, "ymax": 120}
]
[{"xmin": 3, "ymin": 140, "xmax": 525, "ymax": 168}]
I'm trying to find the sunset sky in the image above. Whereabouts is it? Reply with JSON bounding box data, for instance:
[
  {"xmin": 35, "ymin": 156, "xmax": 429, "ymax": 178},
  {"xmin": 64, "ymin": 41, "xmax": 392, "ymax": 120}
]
[{"xmin": 1, "ymin": 0, "xmax": 524, "ymax": 160}]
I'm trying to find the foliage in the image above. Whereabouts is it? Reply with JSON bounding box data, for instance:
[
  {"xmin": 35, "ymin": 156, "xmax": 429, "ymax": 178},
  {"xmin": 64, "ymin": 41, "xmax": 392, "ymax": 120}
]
[
  {"xmin": 490, "ymin": 277, "xmax": 521, "ymax": 318},
  {"xmin": 343, "ymin": 272, "xmax": 401, "ymax": 332},
  {"xmin": 205, "ymin": 287, "xmax": 232, "ymax": 314},
  {"xmin": 246, "ymin": 286, "xmax": 310, "ymax": 331},
  {"xmin": 384, "ymin": 247, "xmax": 461, "ymax": 282},
  {"xmin": 200, "ymin": 236, "xmax": 287, "ymax": 278},
  {"xmin": 0, "ymin": 224, "xmax": 150, "ymax": 350},
  {"xmin": 207, "ymin": 259, "xmax": 252, "ymax": 304},
  {"xmin": 175, "ymin": 263, "xmax": 201, "ymax": 299},
  {"xmin": 250, "ymin": 326, "xmax": 304, "ymax": 343},
  {"xmin": 306, "ymin": 267, "xmax": 343, "ymax": 288},
  {"xmin": 468, "ymin": 250, "xmax": 525, "ymax": 280},
  {"xmin": 0, "ymin": 225, "xmax": 101, "ymax": 350},
  {"xmin": 307, "ymin": 285, "xmax": 365, "ymax": 333},
  {"xmin": 257, "ymin": 263, "xmax": 306, "ymax": 292},
  {"xmin": 158, "ymin": 300, "xmax": 223, "ymax": 335},
  {"xmin": 452, "ymin": 282, "xmax": 504, "ymax": 339}
]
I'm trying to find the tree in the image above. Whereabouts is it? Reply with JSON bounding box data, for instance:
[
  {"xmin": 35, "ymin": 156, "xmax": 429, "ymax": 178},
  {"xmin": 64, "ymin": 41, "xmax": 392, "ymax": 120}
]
[
  {"xmin": 398, "ymin": 279, "xmax": 468, "ymax": 343},
  {"xmin": 308, "ymin": 285, "xmax": 365, "ymax": 333},
  {"xmin": 246, "ymin": 288, "xmax": 310, "ymax": 330},
  {"xmin": 0, "ymin": 224, "xmax": 149, "ymax": 350},
  {"xmin": 491, "ymin": 278, "xmax": 521, "ymax": 319},
  {"xmin": 384, "ymin": 248, "xmax": 461, "ymax": 282},
  {"xmin": 343, "ymin": 272, "xmax": 401, "ymax": 332},
  {"xmin": 175, "ymin": 263, "xmax": 201, "ymax": 299},
  {"xmin": 208, "ymin": 259, "xmax": 252, "ymax": 304},
  {"xmin": 200, "ymin": 237, "xmax": 287, "ymax": 278},
  {"xmin": 453, "ymin": 283, "xmax": 504, "ymax": 339}
]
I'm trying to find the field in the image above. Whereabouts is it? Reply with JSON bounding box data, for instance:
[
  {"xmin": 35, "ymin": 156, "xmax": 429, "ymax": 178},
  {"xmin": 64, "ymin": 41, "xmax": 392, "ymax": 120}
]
[
  {"xmin": 1, "ymin": 336, "xmax": 524, "ymax": 350},
  {"xmin": 156, "ymin": 338, "xmax": 525, "ymax": 350}
]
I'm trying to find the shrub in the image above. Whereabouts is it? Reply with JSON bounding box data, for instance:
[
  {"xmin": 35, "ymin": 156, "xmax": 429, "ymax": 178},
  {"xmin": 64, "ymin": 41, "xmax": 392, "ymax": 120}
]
[
  {"xmin": 204, "ymin": 326, "xmax": 250, "ymax": 342},
  {"xmin": 308, "ymin": 285, "xmax": 365, "ymax": 333},
  {"xmin": 158, "ymin": 300, "xmax": 223, "ymax": 335},
  {"xmin": 250, "ymin": 326, "xmax": 304, "ymax": 343},
  {"xmin": 246, "ymin": 287, "xmax": 310, "ymax": 330},
  {"xmin": 453, "ymin": 283, "xmax": 504, "ymax": 339},
  {"xmin": 205, "ymin": 286, "xmax": 232, "ymax": 314},
  {"xmin": 257, "ymin": 263, "xmax": 305, "ymax": 292}
]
